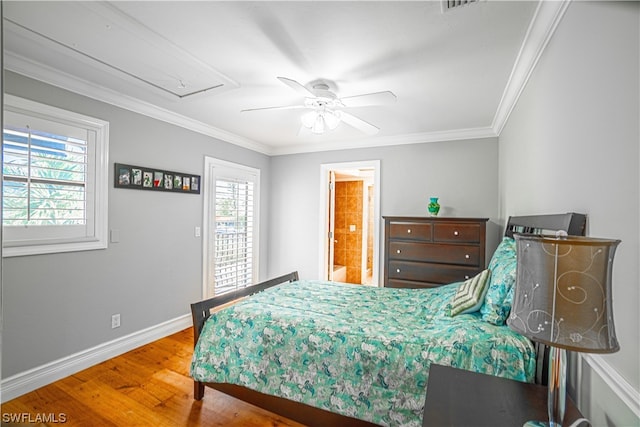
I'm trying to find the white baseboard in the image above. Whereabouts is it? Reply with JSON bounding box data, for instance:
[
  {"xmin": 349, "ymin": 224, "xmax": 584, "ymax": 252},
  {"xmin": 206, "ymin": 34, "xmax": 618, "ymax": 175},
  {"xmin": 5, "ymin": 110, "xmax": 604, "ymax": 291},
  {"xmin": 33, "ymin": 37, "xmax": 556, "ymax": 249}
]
[
  {"xmin": 1, "ymin": 314, "xmax": 192, "ymax": 403},
  {"xmin": 581, "ymin": 353, "xmax": 640, "ymax": 419}
]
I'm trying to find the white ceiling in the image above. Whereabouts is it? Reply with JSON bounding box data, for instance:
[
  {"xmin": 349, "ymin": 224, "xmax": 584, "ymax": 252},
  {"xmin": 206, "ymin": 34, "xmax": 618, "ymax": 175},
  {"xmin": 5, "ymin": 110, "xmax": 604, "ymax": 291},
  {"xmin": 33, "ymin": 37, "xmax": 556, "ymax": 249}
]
[{"xmin": 3, "ymin": 1, "xmax": 566, "ymax": 156}]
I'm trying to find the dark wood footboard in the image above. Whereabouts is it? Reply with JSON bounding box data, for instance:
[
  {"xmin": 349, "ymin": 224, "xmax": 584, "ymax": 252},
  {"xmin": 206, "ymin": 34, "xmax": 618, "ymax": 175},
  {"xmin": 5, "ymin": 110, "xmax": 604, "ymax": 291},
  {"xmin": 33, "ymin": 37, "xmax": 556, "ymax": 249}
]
[
  {"xmin": 189, "ymin": 270, "xmax": 378, "ymax": 426},
  {"xmin": 190, "ymin": 271, "xmax": 299, "ymax": 401},
  {"xmin": 191, "ymin": 271, "xmax": 299, "ymax": 346},
  {"xmin": 202, "ymin": 383, "xmax": 379, "ymax": 426}
]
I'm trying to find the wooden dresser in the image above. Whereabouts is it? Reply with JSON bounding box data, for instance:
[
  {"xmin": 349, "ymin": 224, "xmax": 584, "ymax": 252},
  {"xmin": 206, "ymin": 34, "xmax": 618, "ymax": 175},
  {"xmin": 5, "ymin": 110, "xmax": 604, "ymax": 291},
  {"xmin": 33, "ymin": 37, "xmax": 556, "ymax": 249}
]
[{"xmin": 383, "ymin": 216, "xmax": 488, "ymax": 288}]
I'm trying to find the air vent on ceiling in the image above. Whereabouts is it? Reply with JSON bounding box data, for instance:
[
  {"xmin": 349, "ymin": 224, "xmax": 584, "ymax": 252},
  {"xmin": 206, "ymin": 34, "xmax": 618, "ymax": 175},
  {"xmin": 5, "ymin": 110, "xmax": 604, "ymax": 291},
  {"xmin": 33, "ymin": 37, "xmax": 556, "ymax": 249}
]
[{"xmin": 442, "ymin": 0, "xmax": 478, "ymax": 12}]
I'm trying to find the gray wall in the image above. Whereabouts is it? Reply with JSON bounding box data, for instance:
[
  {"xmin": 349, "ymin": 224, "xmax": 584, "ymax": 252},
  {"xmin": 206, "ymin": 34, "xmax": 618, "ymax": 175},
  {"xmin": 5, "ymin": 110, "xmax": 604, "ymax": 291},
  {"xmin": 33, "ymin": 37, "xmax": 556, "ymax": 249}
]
[
  {"xmin": 4, "ymin": 3, "xmax": 638, "ymax": 424},
  {"xmin": 2, "ymin": 71, "xmax": 271, "ymax": 378},
  {"xmin": 3, "ymin": 71, "xmax": 502, "ymax": 382},
  {"xmin": 268, "ymin": 138, "xmax": 500, "ymax": 280},
  {"xmin": 499, "ymin": 2, "xmax": 639, "ymax": 425}
]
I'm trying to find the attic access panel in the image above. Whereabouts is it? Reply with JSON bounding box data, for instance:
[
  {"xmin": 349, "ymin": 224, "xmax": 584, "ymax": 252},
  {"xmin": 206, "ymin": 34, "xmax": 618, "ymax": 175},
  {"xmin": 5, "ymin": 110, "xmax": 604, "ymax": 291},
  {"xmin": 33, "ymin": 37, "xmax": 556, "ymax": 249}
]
[{"xmin": 4, "ymin": 1, "xmax": 237, "ymax": 100}]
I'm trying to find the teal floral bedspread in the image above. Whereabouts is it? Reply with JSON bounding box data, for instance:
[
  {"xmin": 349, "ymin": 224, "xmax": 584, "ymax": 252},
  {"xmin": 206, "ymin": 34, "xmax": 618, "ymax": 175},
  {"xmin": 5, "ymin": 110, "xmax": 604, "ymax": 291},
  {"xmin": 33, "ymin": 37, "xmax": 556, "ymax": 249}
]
[{"xmin": 190, "ymin": 280, "xmax": 535, "ymax": 426}]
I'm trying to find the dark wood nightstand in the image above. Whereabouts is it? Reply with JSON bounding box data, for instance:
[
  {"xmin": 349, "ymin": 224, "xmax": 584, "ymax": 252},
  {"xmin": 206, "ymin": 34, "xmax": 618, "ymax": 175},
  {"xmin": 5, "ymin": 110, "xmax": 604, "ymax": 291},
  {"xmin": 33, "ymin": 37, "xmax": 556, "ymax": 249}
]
[{"xmin": 422, "ymin": 364, "xmax": 584, "ymax": 426}]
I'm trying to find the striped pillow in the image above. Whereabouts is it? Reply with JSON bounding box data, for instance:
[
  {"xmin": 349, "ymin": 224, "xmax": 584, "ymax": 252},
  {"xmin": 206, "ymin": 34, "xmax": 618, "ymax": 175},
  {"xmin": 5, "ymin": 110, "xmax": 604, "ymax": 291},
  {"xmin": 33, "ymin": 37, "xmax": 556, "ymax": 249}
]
[{"xmin": 450, "ymin": 269, "xmax": 491, "ymax": 316}]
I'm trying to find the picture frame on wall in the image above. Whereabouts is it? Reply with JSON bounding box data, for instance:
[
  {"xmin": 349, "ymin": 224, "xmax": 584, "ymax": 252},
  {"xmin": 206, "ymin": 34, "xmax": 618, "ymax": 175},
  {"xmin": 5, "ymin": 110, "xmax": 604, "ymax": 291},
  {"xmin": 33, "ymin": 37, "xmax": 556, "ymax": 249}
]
[
  {"xmin": 153, "ymin": 171, "xmax": 164, "ymax": 188},
  {"xmin": 117, "ymin": 166, "xmax": 130, "ymax": 186},
  {"xmin": 114, "ymin": 163, "xmax": 201, "ymax": 194},
  {"xmin": 143, "ymin": 171, "xmax": 153, "ymax": 187},
  {"xmin": 131, "ymin": 168, "xmax": 142, "ymax": 185}
]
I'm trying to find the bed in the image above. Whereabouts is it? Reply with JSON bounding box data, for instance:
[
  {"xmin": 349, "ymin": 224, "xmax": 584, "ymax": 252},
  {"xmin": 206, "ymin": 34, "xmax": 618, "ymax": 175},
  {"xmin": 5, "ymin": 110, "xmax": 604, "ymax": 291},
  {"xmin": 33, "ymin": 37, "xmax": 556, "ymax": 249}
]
[{"xmin": 190, "ymin": 213, "xmax": 586, "ymax": 427}]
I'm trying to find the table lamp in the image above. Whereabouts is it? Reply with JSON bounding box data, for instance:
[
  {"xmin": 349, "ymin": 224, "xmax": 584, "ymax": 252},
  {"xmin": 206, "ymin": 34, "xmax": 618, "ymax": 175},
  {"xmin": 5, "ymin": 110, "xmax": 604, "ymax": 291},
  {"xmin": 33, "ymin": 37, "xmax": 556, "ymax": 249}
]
[{"xmin": 507, "ymin": 232, "xmax": 621, "ymax": 427}]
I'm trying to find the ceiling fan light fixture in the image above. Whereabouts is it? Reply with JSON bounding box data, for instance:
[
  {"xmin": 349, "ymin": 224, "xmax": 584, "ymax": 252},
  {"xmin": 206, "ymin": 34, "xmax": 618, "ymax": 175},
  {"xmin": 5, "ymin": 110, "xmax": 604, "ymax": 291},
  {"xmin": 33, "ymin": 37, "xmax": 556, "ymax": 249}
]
[
  {"xmin": 247, "ymin": 77, "xmax": 390, "ymax": 136},
  {"xmin": 311, "ymin": 114, "xmax": 326, "ymax": 134},
  {"xmin": 324, "ymin": 110, "xmax": 340, "ymax": 130},
  {"xmin": 301, "ymin": 110, "xmax": 317, "ymax": 128},
  {"xmin": 302, "ymin": 109, "xmax": 341, "ymax": 134}
]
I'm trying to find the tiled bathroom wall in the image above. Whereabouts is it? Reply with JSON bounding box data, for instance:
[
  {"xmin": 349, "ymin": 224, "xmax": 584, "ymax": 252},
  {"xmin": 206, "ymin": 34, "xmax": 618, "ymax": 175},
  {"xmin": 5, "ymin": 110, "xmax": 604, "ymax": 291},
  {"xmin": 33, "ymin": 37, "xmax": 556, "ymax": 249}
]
[{"xmin": 334, "ymin": 180, "xmax": 363, "ymax": 284}]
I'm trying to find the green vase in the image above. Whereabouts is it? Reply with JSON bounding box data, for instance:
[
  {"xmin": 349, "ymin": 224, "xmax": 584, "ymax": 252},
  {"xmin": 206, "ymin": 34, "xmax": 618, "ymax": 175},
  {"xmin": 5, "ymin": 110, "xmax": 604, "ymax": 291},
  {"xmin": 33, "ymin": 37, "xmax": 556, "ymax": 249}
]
[{"xmin": 428, "ymin": 197, "xmax": 440, "ymax": 216}]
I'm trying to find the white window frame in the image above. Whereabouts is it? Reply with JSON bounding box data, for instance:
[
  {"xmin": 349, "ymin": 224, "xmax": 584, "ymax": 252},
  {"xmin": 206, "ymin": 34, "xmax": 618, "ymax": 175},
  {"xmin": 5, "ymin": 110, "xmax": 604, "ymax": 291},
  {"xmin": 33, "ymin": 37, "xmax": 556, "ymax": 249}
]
[
  {"xmin": 2, "ymin": 95, "xmax": 109, "ymax": 257},
  {"xmin": 202, "ymin": 157, "xmax": 260, "ymax": 299}
]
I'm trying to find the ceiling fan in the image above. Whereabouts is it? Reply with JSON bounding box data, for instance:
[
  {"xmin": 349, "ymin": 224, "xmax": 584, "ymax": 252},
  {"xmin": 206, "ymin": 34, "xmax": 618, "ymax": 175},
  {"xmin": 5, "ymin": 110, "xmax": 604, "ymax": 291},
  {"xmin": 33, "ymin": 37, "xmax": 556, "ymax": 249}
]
[{"xmin": 241, "ymin": 77, "xmax": 397, "ymax": 135}]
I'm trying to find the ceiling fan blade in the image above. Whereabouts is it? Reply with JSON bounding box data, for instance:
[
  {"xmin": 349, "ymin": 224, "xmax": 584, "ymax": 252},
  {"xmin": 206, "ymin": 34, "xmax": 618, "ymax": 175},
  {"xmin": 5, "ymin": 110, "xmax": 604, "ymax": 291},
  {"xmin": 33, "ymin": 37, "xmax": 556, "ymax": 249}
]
[
  {"xmin": 277, "ymin": 77, "xmax": 316, "ymax": 98},
  {"xmin": 253, "ymin": 10, "xmax": 312, "ymax": 73},
  {"xmin": 339, "ymin": 112, "xmax": 380, "ymax": 135},
  {"xmin": 340, "ymin": 91, "xmax": 397, "ymax": 108},
  {"xmin": 241, "ymin": 105, "xmax": 307, "ymax": 113}
]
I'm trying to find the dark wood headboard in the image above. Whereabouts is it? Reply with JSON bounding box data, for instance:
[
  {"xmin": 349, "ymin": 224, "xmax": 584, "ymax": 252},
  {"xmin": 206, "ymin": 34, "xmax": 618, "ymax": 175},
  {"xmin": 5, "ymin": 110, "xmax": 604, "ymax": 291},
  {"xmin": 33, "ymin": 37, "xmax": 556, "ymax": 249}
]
[{"xmin": 504, "ymin": 212, "xmax": 586, "ymax": 238}]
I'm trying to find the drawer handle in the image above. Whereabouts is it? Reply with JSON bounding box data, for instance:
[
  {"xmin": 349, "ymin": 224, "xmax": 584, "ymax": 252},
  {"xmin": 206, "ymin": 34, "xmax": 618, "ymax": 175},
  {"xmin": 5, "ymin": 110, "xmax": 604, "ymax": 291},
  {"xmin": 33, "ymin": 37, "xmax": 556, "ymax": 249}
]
[
  {"xmin": 464, "ymin": 275, "xmax": 470, "ymax": 280},
  {"xmin": 465, "ymin": 254, "xmax": 470, "ymax": 259},
  {"xmin": 407, "ymin": 229, "xmax": 412, "ymax": 234},
  {"xmin": 396, "ymin": 268, "xmax": 401, "ymax": 273},
  {"xmin": 396, "ymin": 249, "xmax": 401, "ymax": 254},
  {"xmin": 454, "ymin": 231, "xmax": 459, "ymax": 236}
]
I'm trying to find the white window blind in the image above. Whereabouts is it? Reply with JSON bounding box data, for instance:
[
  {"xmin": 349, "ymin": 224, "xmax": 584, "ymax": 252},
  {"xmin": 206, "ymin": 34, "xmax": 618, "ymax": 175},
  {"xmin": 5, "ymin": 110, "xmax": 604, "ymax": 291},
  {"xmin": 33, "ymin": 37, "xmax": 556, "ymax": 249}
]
[
  {"xmin": 3, "ymin": 125, "xmax": 88, "ymax": 226},
  {"xmin": 214, "ymin": 177, "xmax": 254, "ymax": 294},
  {"xmin": 2, "ymin": 96, "xmax": 109, "ymax": 257}
]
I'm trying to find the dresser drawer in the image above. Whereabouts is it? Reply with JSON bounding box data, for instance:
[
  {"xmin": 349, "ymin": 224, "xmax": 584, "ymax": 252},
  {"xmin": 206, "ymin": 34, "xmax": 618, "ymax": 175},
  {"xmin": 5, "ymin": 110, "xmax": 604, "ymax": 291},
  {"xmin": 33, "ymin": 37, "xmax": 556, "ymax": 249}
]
[
  {"xmin": 389, "ymin": 241, "xmax": 480, "ymax": 266},
  {"xmin": 386, "ymin": 279, "xmax": 441, "ymax": 289},
  {"xmin": 383, "ymin": 217, "xmax": 488, "ymax": 289},
  {"xmin": 388, "ymin": 261, "xmax": 481, "ymax": 284},
  {"xmin": 388, "ymin": 222, "xmax": 432, "ymax": 241},
  {"xmin": 434, "ymin": 223, "xmax": 481, "ymax": 243}
]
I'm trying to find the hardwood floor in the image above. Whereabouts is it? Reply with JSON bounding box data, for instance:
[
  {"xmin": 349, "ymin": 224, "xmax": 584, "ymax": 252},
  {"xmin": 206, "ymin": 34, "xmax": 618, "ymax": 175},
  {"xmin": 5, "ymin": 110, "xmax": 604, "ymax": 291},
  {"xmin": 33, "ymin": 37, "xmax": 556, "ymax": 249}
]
[{"xmin": 1, "ymin": 328, "xmax": 304, "ymax": 427}]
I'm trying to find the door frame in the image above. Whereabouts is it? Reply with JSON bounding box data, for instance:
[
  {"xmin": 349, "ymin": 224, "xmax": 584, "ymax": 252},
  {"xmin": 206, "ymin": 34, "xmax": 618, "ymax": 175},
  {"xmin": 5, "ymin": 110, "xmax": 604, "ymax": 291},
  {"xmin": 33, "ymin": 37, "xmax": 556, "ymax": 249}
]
[
  {"xmin": 201, "ymin": 156, "xmax": 260, "ymax": 299},
  {"xmin": 318, "ymin": 160, "xmax": 381, "ymax": 285}
]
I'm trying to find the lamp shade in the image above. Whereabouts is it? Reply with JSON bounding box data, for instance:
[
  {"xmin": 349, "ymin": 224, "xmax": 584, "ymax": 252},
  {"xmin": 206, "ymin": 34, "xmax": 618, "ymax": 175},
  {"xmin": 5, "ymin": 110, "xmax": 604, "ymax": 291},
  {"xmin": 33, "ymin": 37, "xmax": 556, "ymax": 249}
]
[{"xmin": 507, "ymin": 234, "xmax": 621, "ymax": 353}]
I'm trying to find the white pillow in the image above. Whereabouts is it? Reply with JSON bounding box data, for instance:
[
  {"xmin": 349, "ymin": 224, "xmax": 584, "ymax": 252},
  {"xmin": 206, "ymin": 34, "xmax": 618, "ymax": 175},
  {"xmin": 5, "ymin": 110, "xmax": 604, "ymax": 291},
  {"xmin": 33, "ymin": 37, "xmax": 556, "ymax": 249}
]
[{"xmin": 450, "ymin": 269, "xmax": 491, "ymax": 316}]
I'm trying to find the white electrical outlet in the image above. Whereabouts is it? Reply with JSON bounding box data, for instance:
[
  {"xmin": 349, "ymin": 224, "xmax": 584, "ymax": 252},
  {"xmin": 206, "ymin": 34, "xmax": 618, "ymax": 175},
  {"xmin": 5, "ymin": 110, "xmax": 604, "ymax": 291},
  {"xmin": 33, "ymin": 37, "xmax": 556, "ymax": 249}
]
[{"xmin": 111, "ymin": 313, "xmax": 121, "ymax": 329}]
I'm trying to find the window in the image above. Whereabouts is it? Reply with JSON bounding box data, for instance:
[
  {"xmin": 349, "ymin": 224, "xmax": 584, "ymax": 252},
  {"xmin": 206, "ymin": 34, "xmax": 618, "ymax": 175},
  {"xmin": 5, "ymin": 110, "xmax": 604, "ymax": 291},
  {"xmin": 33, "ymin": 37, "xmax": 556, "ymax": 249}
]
[
  {"xmin": 203, "ymin": 158, "xmax": 259, "ymax": 298},
  {"xmin": 2, "ymin": 95, "xmax": 109, "ymax": 257}
]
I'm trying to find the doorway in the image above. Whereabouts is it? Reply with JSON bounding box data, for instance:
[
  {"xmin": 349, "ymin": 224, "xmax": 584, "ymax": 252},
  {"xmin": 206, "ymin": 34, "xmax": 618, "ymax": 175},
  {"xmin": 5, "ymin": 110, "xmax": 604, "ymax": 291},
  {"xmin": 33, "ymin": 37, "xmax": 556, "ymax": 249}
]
[
  {"xmin": 319, "ymin": 161, "xmax": 380, "ymax": 286},
  {"xmin": 202, "ymin": 157, "xmax": 260, "ymax": 299}
]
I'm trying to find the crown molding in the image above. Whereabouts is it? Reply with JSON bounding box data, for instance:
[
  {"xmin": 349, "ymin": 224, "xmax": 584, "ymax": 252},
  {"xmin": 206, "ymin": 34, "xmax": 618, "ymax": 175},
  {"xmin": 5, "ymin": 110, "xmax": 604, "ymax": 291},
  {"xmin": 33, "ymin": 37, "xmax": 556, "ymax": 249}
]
[
  {"xmin": 4, "ymin": 51, "xmax": 273, "ymax": 155},
  {"xmin": 4, "ymin": 0, "xmax": 567, "ymax": 156},
  {"xmin": 4, "ymin": 50, "xmax": 499, "ymax": 156},
  {"xmin": 270, "ymin": 126, "xmax": 498, "ymax": 156},
  {"xmin": 492, "ymin": 0, "xmax": 571, "ymax": 135}
]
